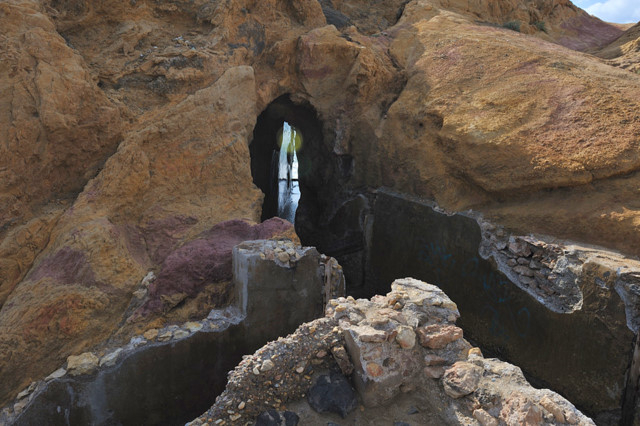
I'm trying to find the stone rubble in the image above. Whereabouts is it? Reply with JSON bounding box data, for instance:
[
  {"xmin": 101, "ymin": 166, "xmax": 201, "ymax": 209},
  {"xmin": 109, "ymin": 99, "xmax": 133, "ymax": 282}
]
[
  {"xmin": 190, "ymin": 278, "xmax": 594, "ymax": 425},
  {"xmin": 480, "ymin": 219, "xmax": 640, "ymax": 326}
]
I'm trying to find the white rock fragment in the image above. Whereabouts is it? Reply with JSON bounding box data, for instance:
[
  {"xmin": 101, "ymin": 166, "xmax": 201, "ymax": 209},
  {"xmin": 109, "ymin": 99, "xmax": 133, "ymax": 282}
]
[
  {"xmin": 99, "ymin": 348, "xmax": 123, "ymax": 367},
  {"xmin": 45, "ymin": 368, "xmax": 67, "ymax": 381}
]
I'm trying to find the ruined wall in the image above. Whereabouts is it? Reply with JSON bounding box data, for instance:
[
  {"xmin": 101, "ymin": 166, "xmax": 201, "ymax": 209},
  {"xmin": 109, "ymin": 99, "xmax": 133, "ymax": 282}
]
[{"xmin": 367, "ymin": 188, "xmax": 638, "ymax": 423}]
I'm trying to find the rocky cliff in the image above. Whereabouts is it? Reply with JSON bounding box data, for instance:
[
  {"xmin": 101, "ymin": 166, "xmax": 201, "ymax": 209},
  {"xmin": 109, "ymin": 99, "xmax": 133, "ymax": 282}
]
[{"xmin": 1, "ymin": 0, "xmax": 639, "ymax": 418}]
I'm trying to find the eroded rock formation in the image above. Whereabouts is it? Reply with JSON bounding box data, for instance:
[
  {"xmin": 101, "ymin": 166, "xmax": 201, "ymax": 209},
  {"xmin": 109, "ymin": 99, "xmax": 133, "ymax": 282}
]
[
  {"xmin": 192, "ymin": 278, "xmax": 594, "ymax": 425},
  {"xmin": 1, "ymin": 0, "xmax": 640, "ymax": 420}
]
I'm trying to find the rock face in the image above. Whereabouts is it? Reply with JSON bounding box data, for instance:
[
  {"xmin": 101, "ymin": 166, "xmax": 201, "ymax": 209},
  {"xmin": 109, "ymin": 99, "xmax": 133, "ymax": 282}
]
[
  {"xmin": 1, "ymin": 0, "xmax": 640, "ymax": 415},
  {"xmin": 191, "ymin": 278, "xmax": 594, "ymax": 425},
  {"xmin": 596, "ymin": 23, "xmax": 640, "ymax": 73}
]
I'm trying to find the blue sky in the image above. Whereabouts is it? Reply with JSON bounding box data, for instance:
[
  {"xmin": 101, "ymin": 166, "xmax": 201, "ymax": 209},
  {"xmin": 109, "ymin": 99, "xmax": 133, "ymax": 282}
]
[{"xmin": 572, "ymin": 0, "xmax": 640, "ymax": 23}]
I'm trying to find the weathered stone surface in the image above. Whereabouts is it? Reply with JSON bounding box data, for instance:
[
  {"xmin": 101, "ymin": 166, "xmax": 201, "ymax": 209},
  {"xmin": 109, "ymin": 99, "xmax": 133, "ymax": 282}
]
[
  {"xmin": 473, "ymin": 408, "xmax": 499, "ymax": 426},
  {"xmin": 66, "ymin": 352, "xmax": 99, "ymax": 376},
  {"xmin": 99, "ymin": 349, "xmax": 123, "ymax": 368},
  {"xmin": 1, "ymin": 0, "xmax": 640, "ymax": 414},
  {"xmin": 233, "ymin": 240, "xmax": 340, "ymax": 345},
  {"xmin": 499, "ymin": 393, "xmax": 545, "ymax": 425},
  {"xmin": 395, "ymin": 326, "xmax": 416, "ymax": 349},
  {"xmin": 442, "ymin": 362, "xmax": 484, "ymax": 398},
  {"xmin": 307, "ymin": 372, "xmax": 358, "ymax": 418},
  {"xmin": 417, "ymin": 325, "xmax": 464, "ymax": 349}
]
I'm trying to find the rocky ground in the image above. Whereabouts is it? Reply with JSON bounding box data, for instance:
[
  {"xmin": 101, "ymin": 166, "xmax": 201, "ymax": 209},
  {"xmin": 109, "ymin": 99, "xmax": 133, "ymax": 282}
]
[{"xmin": 190, "ymin": 279, "xmax": 593, "ymax": 425}]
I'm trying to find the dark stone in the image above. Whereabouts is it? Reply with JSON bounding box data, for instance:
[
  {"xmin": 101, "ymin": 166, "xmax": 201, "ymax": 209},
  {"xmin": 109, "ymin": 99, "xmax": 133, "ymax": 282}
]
[
  {"xmin": 318, "ymin": 0, "xmax": 352, "ymax": 29},
  {"xmin": 307, "ymin": 372, "xmax": 358, "ymax": 418},
  {"xmin": 255, "ymin": 410, "xmax": 299, "ymax": 426},
  {"xmin": 407, "ymin": 406, "xmax": 419, "ymax": 415}
]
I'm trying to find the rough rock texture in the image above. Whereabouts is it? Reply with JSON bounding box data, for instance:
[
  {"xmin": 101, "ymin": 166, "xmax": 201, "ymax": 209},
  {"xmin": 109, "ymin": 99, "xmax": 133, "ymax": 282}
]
[
  {"xmin": 0, "ymin": 217, "xmax": 294, "ymax": 405},
  {"xmin": 191, "ymin": 278, "xmax": 593, "ymax": 425},
  {"xmin": 595, "ymin": 22, "xmax": 640, "ymax": 73},
  {"xmin": 1, "ymin": 0, "xmax": 640, "ymax": 411}
]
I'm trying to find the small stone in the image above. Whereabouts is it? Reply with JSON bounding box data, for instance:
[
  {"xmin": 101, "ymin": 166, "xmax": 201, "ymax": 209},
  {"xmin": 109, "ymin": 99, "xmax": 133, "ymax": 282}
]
[
  {"xmin": 45, "ymin": 368, "xmax": 66, "ymax": 381},
  {"xmin": 517, "ymin": 257, "xmax": 530, "ymax": 265},
  {"xmin": 407, "ymin": 406, "xmax": 419, "ymax": 415},
  {"xmin": 67, "ymin": 352, "xmax": 99, "ymax": 376},
  {"xmin": 316, "ymin": 350, "xmax": 327, "ymax": 358},
  {"xmin": 335, "ymin": 305, "xmax": 346, "ymax": 312},
  {"xmin": 307, "ymin": 372, "xmax": 357, "ymax": 418},
  {"xmin": 173, "ymin": 329, "xmax": 190, "ymax": 339},
  {"xmin": 277, "ymin": 252, "xmax": 290, "ymax": 263},
  {"xmin": 416, "ymin": 324, "xmax": 463, "ymax": 349},
  {"xmin": 261, "ymin": 359, "xmax": 275, "ymax": 372},
  {"xmin": 508, "ymin": 238, "xmax": 531, "ymax": 257},
  {"xmin": 366, "ymin": 362, "xmax": 384, "ymax": 377},
  {"xmin": 13, "ymin": 398, "xmax": 28, "ymax": 414},
  {"xmin": 564, "ymin": 408, "xmax": 579, "ymax": 424},
  {"xmin": 238, "ymin": 401, "xmax": 246, "ymax": 410},
  {"xmin": 143, "ymin": 329, "xmax": 159, "ymax": 340},
  {"xmin": 473, "ymin": 408, "xmax": 499, "ymax": 426},
  {"xmin": 229, "ymin": 414, "xmax": 241, "ymax": 421},
  {"xmin": 185, "ymin": 322, "xmax": 203, "ymax": 333},
  {"xmin": 442, "ymin": 362, "xmax": 484, "ymax": 398},
  {"xmin": 539, "ymin": 396, "xmax": 565, "ymax": 423},
  {"xmin": 295, "ymin": 366, "xmax": 305, "ymax": 374},
  {"xmin": 253, "ymin": 366, "xmax": 260, "ymax": 375},
  {"xmin": 513, "ymin": 265, "xmax": 534, "ymax": 277},
  {"xmin": 17, "ymin": 382, "xmax": 37, "ymax": 400},
  {"xmin": 99, "ymin": 348, "xmax": 123, "ymax": 367},
  {"xmin": 395, "ymin": 326, "xmax": 416, "ymax": 349},
  {"xmin": 157, "ymin": 330, "xmax": 172, "ymax": 341},
  {"xmin": 468, "ymin": 347, "xmax": 483, "ymax": 358}
]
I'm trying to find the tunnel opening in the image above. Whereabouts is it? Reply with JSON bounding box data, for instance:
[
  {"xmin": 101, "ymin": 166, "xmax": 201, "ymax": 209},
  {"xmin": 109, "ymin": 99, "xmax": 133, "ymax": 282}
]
[
  {"xmin": 250, "ymin": 95, "xmax": 322, "ymax": 225},
  {"xmin": 250, "ymin": 95, "xmax": 368, "ymax": 293}
]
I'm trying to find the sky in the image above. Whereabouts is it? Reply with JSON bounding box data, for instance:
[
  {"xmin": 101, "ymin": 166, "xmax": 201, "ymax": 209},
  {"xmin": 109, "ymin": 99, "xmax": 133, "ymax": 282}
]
[{"xmin": 572, "ymin": 0, "xmax": 640, "ymax": 23}]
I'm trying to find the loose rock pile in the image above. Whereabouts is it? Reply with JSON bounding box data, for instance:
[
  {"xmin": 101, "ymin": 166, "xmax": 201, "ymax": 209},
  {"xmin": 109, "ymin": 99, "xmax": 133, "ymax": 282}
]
[{"xmin": 191, "ymin": 278, "xmax": 594, "ymax": 425}]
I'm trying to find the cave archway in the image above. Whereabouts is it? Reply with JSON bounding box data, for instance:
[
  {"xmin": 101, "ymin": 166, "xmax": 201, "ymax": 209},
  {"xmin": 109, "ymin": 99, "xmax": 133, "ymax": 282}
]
[
  {"xmin": 250, "ymin": 95, "xmax": 324, "ymax": 224},
  {"xmin": 250, "ymin": 95, "xmax": 368, "ymax": 292}
]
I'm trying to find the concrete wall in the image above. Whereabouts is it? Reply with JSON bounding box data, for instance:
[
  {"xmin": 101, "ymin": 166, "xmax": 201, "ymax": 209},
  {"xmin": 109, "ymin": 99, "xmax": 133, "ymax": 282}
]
[
  {"xmin": 367, "ymin": 188, "xmax": 637, "ymax": 424},
  {"xmin": 10, "ymin": 240, "xmax": 337, "ymax": 426}
]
